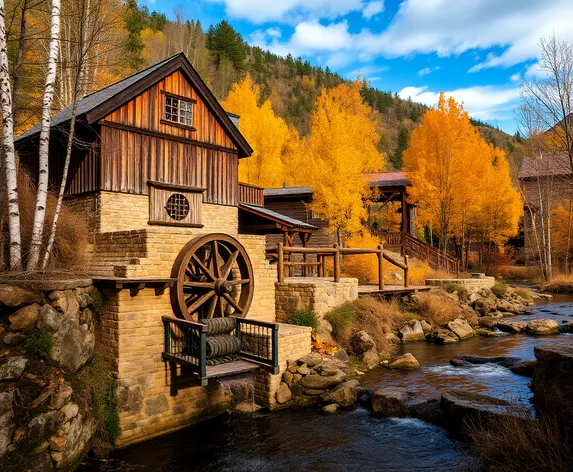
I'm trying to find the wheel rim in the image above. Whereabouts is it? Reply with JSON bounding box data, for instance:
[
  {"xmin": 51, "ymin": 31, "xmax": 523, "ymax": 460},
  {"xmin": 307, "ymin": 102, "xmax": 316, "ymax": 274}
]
[{"xmin": 170, "ymin": 234, "xmax": 254, "ymax": 321}]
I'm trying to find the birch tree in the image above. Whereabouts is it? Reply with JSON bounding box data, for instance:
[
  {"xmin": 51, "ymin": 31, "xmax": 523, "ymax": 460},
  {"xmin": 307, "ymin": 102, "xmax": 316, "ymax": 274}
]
[
  {"xmin": 27, "ymin": 0, "xmax": 60, "ymax": 270},
  {"xmin": 0, "ymin": 0, "xmax": 21, "ymax": 269}
]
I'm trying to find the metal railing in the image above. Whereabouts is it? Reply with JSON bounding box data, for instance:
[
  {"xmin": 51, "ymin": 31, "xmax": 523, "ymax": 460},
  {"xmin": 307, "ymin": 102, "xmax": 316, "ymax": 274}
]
[
  {"xmin": 162, "ymin": 316, "xmax": 279, "ymax": 382},
  {"xmin": 276, "ymin": 242, "xmax": 409, "ymax": 289}
]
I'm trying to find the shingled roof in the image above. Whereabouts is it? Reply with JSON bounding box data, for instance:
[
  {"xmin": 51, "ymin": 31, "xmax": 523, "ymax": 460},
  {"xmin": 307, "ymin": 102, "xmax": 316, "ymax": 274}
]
[
  {"xmin": 15, "ymin": 53, "xmax": 253, "ymax": 158},
  {"xmin": 518, "ymin": 154, "xmax": 572, "ymax": 180}
]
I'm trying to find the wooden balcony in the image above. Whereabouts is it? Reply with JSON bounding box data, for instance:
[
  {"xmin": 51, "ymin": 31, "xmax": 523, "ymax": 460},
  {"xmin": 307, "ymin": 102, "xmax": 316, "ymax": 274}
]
[{"xmin": 238, "ymin": 182, "xmax": 264, "ymax": 206}]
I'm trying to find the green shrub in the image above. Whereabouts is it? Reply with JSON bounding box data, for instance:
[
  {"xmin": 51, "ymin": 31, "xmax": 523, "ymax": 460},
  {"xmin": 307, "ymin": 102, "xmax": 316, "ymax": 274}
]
[
  {"xmin": 287, "ymin": 309, "xmax": 318, "ymax": 329},
  {"xmin": 325, "ymin": 301, "xmax": 357, "ymax": 335},
  {"xmin": 91, "ymin": 291, "xmax": 104, "ymax": 315},
  {"xmin": 514, "ymin": 287, "xmax": 534, "ymax": 301},
  {"xmin": 444, "ymin": 283, "xmax": 469, "ymax": 301},
  {"xmin": 491, "ymin": 282, "xmax": 509, "ymax": 298},
  {"xmin": 25, "ymin": 330, "xmax": 53, "ymax": 359}
]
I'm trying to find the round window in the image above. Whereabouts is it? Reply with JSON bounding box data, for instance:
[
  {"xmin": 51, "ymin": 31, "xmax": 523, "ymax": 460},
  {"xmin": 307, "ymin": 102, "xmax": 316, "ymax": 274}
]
[{"xmin": 165, "ymin": 193, "xmax": 190, "ymax": 221}]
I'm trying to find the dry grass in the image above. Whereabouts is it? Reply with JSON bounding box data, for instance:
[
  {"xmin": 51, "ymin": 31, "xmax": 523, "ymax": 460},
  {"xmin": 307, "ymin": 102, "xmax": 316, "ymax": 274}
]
[
  {"xmin": 411, "ymin": 290, "xmax": 462, "ymax": 327},
  {"xmin": 325, "ymin": 297, "xmax": 404, "ymax": 356},
  {"xmin": 0, "ymin": 171, "xmax": 91, "ymax": 272},
  {"xmin": 425, "ymin": 268, "xmax": 454, "ymax": 279},
  {"xmin": 492, "ymin": 264, "xmax": 541, "ymax": 282},
  {"xmin": 467, "ymin": 406, "xmax": 573, "ymax": 472},
  {"xmin": 541, "ymin": 273, "xmax": 573, "ymax": 294}
]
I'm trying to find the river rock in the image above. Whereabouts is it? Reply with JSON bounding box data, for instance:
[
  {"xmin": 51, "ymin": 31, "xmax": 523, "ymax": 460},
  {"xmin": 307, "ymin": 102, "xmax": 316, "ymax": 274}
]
[
  {"xmin": 478, "ymin": 317, "xmax": 499, "ymax": 329},
  {"xmin": 301, "ymin": 370, "xmax": 346, "ymax": 390},
  {"xmin": 350, "ymin": 330, "xmax": 375, "ymax": 355},
  {"xmin": 9, "ymin": 303, "xmax": 41, "ymax": 330},
  {"xmin": 0, "ymin": 391, "xmax": 14, "ymax": 458},
  {"xmin": 321, "ymin": 380, "xmax": 360, "ymax": 407},
  {"xmin": 388, "ymin": 353, "xmax": 420, "ymax": 370},
  {"xmin": 560, "ymin": 320, "xmax": 573, "ymax": 333},
  {"xmin": 322, "ymin": 403, "xmax": 338, "ymax": 414},
  {"xmin": 334, "ymin": 348, "xmax": 349, "ymax": 361},
  {"xmin": 297, "ymin": 363, "xmax": 311, "ymax": 375},
  {"xmin": 0, "ymin": 356, "xmax": 28, "ymax": 380},
  {"xmin": 298, "ymin": 352, "xmax": 323, "ymax": 367},
  {"xmin": 234, "ymin": 401, "xmax": 262, "ymax": 414},
  {"xmin": 441, "ymin": 390, "xmax": 511, "ymax": 435},
  {"xmin": 276, "ymin": 382, "xmax": 292, "ymax": 404},
  {"xmin": 451, "ymin": 355, "xmax": 521, "ymax": 368},
  {"xmin": 0, "ymin": 284, "xmax": 41, "ymax": 307},
  {"xmin": 431, "ymin": 328, "xmax": 459, "ymax": 344},
  {"xmin": 420, "ymin": 320, "xmax": 432, "ymax": 334},
  {"xmin": 313, "ymin": 319, "xmax": 334, "ymax": 344},
  {"xmin": 407, "ymin": 397, "xmax": 442, "ymax": 424},
  {"xmin": 496, "ymin": 320, "xmax": 526, "ymax": 333},
  {"xmin": 526, "ymin": 319, "xmax": 559, "ymax": 335},
  {"xmin": 370, "ymin": 387, "xmax": 407, "ymax": 416},
  {"xmin": 510, "ymin": 360, "xmax": 536, "ymax": 377},
  {"xmin": 361, "ymin": 348, "xmax": 380, "ymax": 369},
  {"xmin": 447, "ymin": 318, "xmax": 474, "ymax": 339},
  {"xmin": 398, "ymin": 320, "xmax": 425, "ymax": 342}
]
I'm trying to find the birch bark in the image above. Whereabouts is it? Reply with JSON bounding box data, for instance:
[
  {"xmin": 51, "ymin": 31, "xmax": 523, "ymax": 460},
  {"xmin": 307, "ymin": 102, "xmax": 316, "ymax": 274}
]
[{"xmin": 27, "ymin": 0, "xmax": 60, "ymax": 270}]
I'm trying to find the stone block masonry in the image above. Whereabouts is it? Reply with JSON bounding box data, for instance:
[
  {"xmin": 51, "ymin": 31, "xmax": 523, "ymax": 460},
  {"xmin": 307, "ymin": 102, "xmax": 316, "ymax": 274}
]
[
  {"xmin": 254, "ymin": 324, "xmax": 312, "ymax": 409},
  {"xmin": 275, "ymin": 277, "xmax": 359, "ymax": 322},
  {"xmin": 425, "ymin": 276, "xmax": 496, "ymax": 291}
]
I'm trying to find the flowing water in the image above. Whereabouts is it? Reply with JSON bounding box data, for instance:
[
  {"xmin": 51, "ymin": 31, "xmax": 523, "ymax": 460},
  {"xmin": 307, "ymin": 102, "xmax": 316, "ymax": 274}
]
[{"xmin": 81, "ymin": 296, "xmax": 573, "ymax": 472}]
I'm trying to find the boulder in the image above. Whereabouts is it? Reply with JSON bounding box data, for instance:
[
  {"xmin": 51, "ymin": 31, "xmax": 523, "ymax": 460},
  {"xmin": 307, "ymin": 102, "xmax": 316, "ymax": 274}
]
[
  {"xmin": 451, "ymin": 355, "xmax": 522, "ymax": 368},
  {"xmin": 361, "ymin": 348, "xmax": 380, "ymax": 369},
  {"xmin": 398, "ymin": 320, "xmax": 425, "ymax": 342},
  {"xmin": 298, "ymin": 352, "xmax": 323, "ymax": 367},
  {"xmin": 276, "ymin": 382, "xmax": 292, "ymax": 404},
  {"xmin": 334, "ymin": 349, "xmax": 349, "ymax": 361},
  {"xmin": 526, "ymin": 319, "xmax": 559, "ymax": 335},
  {"xmin": 0, "ymin": 284, "xmax": 41, "ymax": 307},
  {"xmin": 51, "ymin": 413, "xmax": 96, "ymax": 470},
  {"xmin": 321, "ymin": 380, "xmax": 360, "ymax": 407},
  {"xmin": 0, "ymin": 356, "xmax": 28, "ymax": 380},
  {"xmin": 28, "ymin": 410, "xmax": 65, "ymax": 443},
  {"xmin": 322, "ymin": 403, "xmax": 338, "ymax": 414},
  {"xmin": 0, "ymin": 391, "xmax": 14, "ymax": 458},
  {"xmin": 388, "ymin": 353, "xmax": 420, "ymax": 370},
  {"xmin": 9, "ymin": 303, "xmax": 41, "ymax": 330},
  {"xmin": 349, "ymin": 330, "xmax": 375, "ymax": 355},
  {"xmin": 60, "ymin": 402, "xmax": 80, "ymax": 421},
  {"xmin": 234, "ymin": 401, "xmax": 262, "ymax": 414},
  {"xmin": 301, "ymin": 369, "xmax": 346, "ymax": 390},
  {"xmin": 446, "ymin": 318, "xmax": 475, "ymax": 339},
  {"xmin": 50, "ymin": 384, "xmax": 73, "ymax": 410},
  {"xmin": 49, "ymin": 290, "xmax": 80, "ymax": 319},
  {"xmin": 407, "ymin": 397, "xmax": 442, "ymax": 424},
  {"xmin": 420, "ymin": 320, "xmax": 432, "ymax": 334},
  {"xmin": 283, "ymin": 371, "xmax": 294, "ymax": 385},
  {"xmin": 37, "ymin": 304, "xmax": 65, "ymax": 333},
  {"xmin": 313, "ymin": 319, "xmax": 334, "ymax": 344},
  {"xmin": 510, "ymin": 360, "xmax": 536, "ymax": 377},
  {"xmin": 3, "ymin": 332, "xmax": 26, "ymax": 346},
  {"xmin": 370, "ymin": 387, "xmax": 407, "ymax": 416},
  {"xmin": 431, "ymin": 328, "xmax": 459, "ymax": 344},
  {"xmin": 496, "ymin": 320, "xmax": 526, "ymax": 334},
  {"xmin": 441, "ymin": 390, "xmax": 511, "ymax": 435},
  {"xmin": 297, "ymin": 363, "xmax": 311, "ymax": 375},
  {"xmin": 478, "ymin": 317, "xmax": 499, "ymax": 329},
  {"xmin": 76, "ymin": 293, "xmax": 93, "ymax": 309},
  {"xmin": 560, "ymin": 320, "xmax": 573, "ymax": 333}
]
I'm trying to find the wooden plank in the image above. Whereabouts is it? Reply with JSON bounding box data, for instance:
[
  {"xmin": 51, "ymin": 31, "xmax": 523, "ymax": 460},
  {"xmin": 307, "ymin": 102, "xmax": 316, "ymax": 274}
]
[{"xmin": 205, "ymin": 359, "xmax": 259, "ymax": 379}]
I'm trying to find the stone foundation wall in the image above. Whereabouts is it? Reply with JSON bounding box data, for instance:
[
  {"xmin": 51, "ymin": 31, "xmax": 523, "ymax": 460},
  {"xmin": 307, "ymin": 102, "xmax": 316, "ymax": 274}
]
[
  {"xmin": 98, "ymin": 287, "xmax": 232, "ymax": 447},
  {"xmin": 425, "ymin": 277, "xmax": 496, "ymax": 291},
  {"xmin": 275, "ymin": 277, "xmax": 359, "ymax": 322},
  {"xmin": 253, "ymin": 324, "xmax": 312, "ymax": 409}
]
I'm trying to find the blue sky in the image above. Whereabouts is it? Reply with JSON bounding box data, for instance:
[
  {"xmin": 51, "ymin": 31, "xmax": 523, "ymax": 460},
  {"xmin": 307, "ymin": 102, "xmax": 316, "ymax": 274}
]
[{"xmin": 141, "ymin": 0, "xmax": 573, "ymax": 134}]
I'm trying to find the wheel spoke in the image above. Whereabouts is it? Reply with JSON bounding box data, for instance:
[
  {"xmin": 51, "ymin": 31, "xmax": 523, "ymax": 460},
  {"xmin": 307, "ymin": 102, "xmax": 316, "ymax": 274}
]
[
  {"xmin": 220, "ymin": 250, "xmax": 239, "ymax": 280},
  {"xmin": 206, "ymin": 296, "xmax": 217, "ymax": 319},
  {"xmin": 222, "ymin": 293, "xmax": 243, "ymax": 314},
  {"xmin": 211, "ymin": 241, "xmax": 220, "ymax": 278},
  {"xmin": 227, "ymin": 278, "xmax": 250, "ymax": 286},
  {"xmin": 183, "ymin": 281, "xmax": 215, "ymax": 289},
  {"xmin": 191, "ymin": 255, "xmax": 215, "ymax": 280},
  {"xmin": 218, "ymin": 297, "xmax": 225, "ymax": 318},
  {"xmin": 187, "ymin": 290, "xmax": 216, "ymax": 314}
]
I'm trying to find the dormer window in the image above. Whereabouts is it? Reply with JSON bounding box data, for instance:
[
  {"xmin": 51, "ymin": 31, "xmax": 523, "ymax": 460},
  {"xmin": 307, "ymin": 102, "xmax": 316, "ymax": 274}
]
[{"xmin": 161, "ymin": 91, "xmax": 196, "ymax": 130}]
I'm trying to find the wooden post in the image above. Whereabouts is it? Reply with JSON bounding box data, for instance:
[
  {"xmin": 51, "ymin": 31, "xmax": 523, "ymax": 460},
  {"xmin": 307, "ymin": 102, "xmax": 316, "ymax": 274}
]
[
  {"xmin": 404, "ymin": 255, "xmax": 409, "ymax": 288},
  {"xmin": 321, "ymin": 254, "xmax": 326, "ymax": 277},
  {"xmin": 318, "ymin": 254, "xmax": 323, "ymax": 277},
  {"xmin": 378, "ymin": 244, "xmax": 384, "ymax": 290},
  {"xmin": 333, "ymin": 243, "xmax": 340, "ymax": 282},
  {"xmin": 277, "ymin": 243, "xmax": 284, "ymax": 282}
]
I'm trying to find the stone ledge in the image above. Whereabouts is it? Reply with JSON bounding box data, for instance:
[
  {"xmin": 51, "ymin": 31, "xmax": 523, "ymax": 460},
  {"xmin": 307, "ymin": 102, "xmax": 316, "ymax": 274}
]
[{"xmin": 0, "ymin": 278, "xmax": 93, "ymax": 291}]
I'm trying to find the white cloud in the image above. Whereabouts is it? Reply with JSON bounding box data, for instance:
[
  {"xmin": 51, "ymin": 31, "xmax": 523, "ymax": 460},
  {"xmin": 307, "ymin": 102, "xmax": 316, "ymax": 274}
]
[
  {"xmin": 363, "ymin": 0, "xmax": 384, "ymax": 20},
  {"xmin": 510, "ymin": 72, "xmax": 521, "ymax": 82},
  {"xmin": 207, "ymin": 0, "xmax": 364, "ymax": 24},
  {"xmin": 418, "ymin": 66, "xmax": 439, "ymax": 77},
  {"xmin": 398, "ymin": 85, "xmax": 521, "ymax": 120},
  {"xmin": 347, "ymin": 65, "xmax": 389, "ymax": 80}
]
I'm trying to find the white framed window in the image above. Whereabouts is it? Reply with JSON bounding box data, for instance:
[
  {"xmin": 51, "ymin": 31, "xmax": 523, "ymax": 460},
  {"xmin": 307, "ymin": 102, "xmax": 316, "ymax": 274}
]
[{"xmin": 164, "ymin": 94, "xmax": 194, "ymax": 127}]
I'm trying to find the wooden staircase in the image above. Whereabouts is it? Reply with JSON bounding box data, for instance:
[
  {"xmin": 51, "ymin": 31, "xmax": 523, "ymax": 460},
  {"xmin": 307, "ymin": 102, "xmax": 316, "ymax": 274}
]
[{"xmin": 378, "ymin": 231, "xmax": 460, "ymax": 275}]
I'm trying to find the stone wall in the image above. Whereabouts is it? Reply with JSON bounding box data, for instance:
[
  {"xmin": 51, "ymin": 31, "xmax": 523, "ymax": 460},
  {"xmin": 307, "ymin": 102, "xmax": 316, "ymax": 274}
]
[
  {"xmin": 98, "ymin": 287, "xmax": 232, "ymax": 446},
  {"xmin": 275, "ymin": 277, "xmax": 359, "ymax": 322},
  {"xmin": 0, "ymin": 281, "xmax": 99, "ymax": 471},
  {"xmin": 425, "ymin": 276, "xmax": 496, "ymax": 291},
  {"xmin": 253, "ymin": 324, "xmax": 312, "ymax": 409}
]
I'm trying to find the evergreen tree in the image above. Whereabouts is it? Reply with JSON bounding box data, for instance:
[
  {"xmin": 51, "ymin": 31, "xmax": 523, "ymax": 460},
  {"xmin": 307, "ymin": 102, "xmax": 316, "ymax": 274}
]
[
  {"xmin": 391, "ymin": 125, "xmax": 410, "ymax": 169},
  {"xmin": 207, "ymin": 20, "xmax": 246, "ymax": 71},
  {"xmin": 124, "ymin": 0, "xmax": 147, "ymax": 70}
]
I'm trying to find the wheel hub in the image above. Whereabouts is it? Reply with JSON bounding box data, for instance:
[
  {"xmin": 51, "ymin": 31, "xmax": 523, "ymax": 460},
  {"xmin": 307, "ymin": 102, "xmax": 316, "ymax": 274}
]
[{"xmin": 214, "ymin": 279, "xmax": 233, "ymax": 295}]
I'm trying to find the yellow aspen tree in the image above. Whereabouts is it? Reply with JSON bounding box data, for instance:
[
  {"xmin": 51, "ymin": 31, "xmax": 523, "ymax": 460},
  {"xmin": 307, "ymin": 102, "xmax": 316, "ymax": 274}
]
[
  {"xmin": 306, "ymin": 82, "xmax": 386, "ymax": 245},
  {"xmin": 221, "ymin": 74, "xmax": 292, "ymax": 188}
]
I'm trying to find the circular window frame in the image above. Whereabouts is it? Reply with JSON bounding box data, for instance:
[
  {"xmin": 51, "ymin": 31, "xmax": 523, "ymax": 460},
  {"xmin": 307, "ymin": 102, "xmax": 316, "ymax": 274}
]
[{"xmin": 165, "ymin": 193, "xmax": 190, "ymax": 221}]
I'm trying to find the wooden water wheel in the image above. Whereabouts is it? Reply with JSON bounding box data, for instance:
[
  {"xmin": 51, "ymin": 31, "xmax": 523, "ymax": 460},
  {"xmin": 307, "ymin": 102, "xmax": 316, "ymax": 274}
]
[{"xmin": 170, "ymin": 234, "xmax": 254, "ymax": 321}]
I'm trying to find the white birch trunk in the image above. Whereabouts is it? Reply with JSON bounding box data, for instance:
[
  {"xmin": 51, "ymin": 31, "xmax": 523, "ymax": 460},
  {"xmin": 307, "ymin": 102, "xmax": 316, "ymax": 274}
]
[
  {"xmin": 0, "ymin": 0, "xmax": 21, "ymax": 270},
  {"xmin": 27, "ymin": 0, "xmax": 60, "ymax": 270}
]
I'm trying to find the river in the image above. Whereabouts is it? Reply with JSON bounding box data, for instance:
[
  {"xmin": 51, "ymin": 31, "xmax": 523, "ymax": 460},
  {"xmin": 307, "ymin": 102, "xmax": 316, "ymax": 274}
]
[{"xmin": 80, "ymin": 296, "xmax": 573, "ymax": 472}]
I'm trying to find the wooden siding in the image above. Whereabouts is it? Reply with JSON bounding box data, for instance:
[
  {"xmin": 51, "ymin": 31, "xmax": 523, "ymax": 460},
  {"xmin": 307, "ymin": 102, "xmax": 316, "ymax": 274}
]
[
  {"xmin": 100, "ymin": 126, "xmax": 238, "ymax": 205},
  {"xmin": 238, "ymin": 182, "xmax": 264, "ymax": 206},
  {"xmin": 149, "ymin": 184, "xmax": 203, "ymax": 227},
  {"xmin": 103, "ymin": 70, "xmax": 237, "ymax": 151}
]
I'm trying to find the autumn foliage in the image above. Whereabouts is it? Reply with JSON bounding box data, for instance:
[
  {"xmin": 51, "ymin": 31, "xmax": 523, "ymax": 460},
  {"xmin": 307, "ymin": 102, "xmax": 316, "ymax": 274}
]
[{"xmin": 403, "ymin": 93, "xmax": 522, "ymax": 266}]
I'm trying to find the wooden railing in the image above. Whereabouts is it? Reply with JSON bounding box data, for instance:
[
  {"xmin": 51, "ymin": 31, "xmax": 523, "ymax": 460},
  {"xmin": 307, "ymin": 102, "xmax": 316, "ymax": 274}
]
[
  {"xmin": 238, "ymin": 182, "xmax": 264, "ymax": 206},
  {"xmin": 276, "ymin": 242, "xmax": 409, "ymax": 289},
  {"xmin": 377, "ymin": 231, "xmax": 460, "ymax": 275}
]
